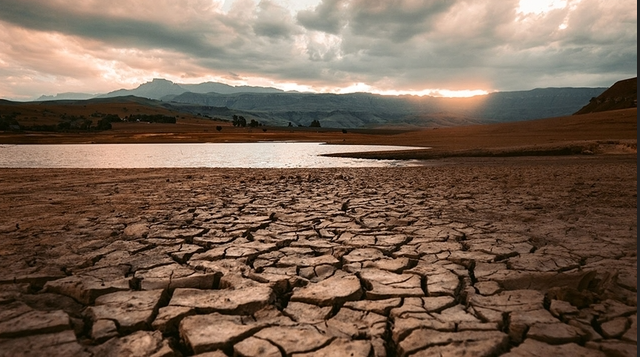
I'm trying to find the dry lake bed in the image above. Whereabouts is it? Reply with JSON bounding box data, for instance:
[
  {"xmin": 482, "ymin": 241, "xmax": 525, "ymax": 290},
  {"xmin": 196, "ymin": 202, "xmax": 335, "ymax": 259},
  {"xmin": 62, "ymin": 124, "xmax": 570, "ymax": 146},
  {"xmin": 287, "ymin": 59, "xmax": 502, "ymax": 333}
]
[{"xmin": 0, "ymin": 155, "xmax": 636, "ymax": 356}]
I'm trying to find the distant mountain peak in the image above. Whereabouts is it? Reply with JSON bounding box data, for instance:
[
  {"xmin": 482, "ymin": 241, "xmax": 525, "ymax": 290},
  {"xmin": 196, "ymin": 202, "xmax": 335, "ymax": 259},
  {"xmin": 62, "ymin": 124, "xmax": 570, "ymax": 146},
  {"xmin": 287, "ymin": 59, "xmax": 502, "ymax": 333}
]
[
  {"xmin": 94, "ymin": 78, "xmax": 283, "ymax": 100},
  {"xmin": 139, "ymin": 78, "xmax": 182, "ymax": 88},
  {"xmin": 37, "ymin": 92, "xmax": 95, "ymax": 101}
]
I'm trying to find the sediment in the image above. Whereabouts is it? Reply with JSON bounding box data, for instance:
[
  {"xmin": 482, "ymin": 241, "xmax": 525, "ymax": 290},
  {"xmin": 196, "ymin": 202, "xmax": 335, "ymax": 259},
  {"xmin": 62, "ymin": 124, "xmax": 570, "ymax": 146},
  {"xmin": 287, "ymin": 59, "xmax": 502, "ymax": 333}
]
[{"xmin": 0, "ymin": 155, "xmax": 636, "ymax": 356}]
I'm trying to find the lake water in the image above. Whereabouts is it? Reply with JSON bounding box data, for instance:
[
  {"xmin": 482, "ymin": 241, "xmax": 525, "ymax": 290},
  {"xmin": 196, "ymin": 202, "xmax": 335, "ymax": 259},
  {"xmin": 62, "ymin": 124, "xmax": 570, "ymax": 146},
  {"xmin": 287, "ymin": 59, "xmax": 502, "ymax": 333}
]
[{"xmin": 0, "ymin": 142, "xmax": 426, "ymax": 168}]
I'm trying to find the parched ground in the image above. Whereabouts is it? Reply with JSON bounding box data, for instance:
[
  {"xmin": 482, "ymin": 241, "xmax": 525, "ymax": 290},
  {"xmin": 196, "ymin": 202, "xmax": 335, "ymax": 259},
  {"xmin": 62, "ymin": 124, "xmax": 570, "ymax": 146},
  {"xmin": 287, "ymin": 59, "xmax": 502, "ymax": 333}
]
[{"xmin": 0, "ymin": 154, "xmax": 636, "ymax": 356}]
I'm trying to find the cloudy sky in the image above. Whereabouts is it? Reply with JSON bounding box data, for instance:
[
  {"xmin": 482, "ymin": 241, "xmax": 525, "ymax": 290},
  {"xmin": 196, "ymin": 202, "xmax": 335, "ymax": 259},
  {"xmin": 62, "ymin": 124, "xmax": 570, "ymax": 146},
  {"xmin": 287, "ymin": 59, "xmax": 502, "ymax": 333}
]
[{"xmin": 0, "ymin": 0, "xmax": 636, "ymax": 100}]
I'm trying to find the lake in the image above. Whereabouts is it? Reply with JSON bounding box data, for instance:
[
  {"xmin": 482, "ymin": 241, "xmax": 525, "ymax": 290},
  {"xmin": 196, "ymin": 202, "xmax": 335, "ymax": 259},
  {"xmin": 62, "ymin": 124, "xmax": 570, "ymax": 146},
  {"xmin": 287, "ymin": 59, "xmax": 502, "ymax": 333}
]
[{"xmin": 0, "ymin": 142, "xmax": 426, "ymax": 168}]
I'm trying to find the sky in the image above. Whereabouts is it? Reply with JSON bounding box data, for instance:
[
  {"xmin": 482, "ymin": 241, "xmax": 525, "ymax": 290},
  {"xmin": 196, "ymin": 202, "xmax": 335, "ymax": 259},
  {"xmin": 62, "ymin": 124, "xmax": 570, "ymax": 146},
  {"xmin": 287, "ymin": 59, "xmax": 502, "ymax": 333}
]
[{"xmin": 0, "ymin": 0, "xmax": 636, "ymax": 100}]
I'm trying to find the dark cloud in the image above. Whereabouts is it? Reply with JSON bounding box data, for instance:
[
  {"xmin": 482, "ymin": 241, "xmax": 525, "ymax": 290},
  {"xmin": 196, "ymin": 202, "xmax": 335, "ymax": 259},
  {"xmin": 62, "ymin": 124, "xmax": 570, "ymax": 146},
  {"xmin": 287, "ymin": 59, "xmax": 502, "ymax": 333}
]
[
  {"xmin": 252, "ymin": 0, "xmax": 299, "ymax": 39},
  {"xmin": 0, "ymin": 0, "xmax": 636, "ymax": 99},
  {"xmin": 297, "ymin": 0, "xmax": 347, "ymax": 34},
  {"xmin": 346, "ymin": 0, "xmax": 453, "ymax": 42},
  {"xmin": 0, "ymin": 0, "xmax": 230, "ymax": 57}
]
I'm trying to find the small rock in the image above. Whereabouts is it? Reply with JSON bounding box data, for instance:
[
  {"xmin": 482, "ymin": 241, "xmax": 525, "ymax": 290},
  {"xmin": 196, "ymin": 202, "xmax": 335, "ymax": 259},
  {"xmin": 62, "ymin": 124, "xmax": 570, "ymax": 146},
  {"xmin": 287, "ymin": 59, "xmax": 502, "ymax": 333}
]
[
  {"xmin": 621, "ymin": 314, "xmax": 637, "ymax": 343},
  {"xmin": 290, "ymin": 274, "xmax": 362, "ymax": 306},
  {"xmin": 134, "ymin": 264, "xmax": 219, "ymax": 290},
  {"xmin": 600, "ymin": 316, "xmax": 629, "ymax": 338},
  {"xmin": 526, "ymin": 323, "xmax": 584, "ymax": 344},
  {"xmin": 509, "ymin": 309, "xmax": 560, "ymax": 343},
  {"xmin": 254, "ymin": 325, "xmax": 332, "ymax": 355},
  {"xmin": 152, "ymin": 306, "xmax": 195, "ymax": 335},
  {"xmin": 398, "ymin": 329, "xmax": 509, "ymax": 357},
  {"xmin": 20, "ymin": 293, "xmax": 85, "ymax": 319},
  {"xmin": 503, "ymin": 339, "xmax": 605, "ymax": 357},
  {"xmin": 0, "ymin": 309, "xmax": 71, "ymax": 338},
  {"xmin": 90, "ymin": 330, "xmax": 174, "ymax": 357},
  {"xmin": 283, "ymin": 302, "xmax": 332, "ymax": 324},
  {"xmin": 91, "ymin": 319, "xmax": 118, "ymax": 343},
  {"xmin": 0, "ymin": 330, "xmax": 88, "ymax": 357},
  {"xmin": 550, "ymin": 299, "xmax": 579, "ymax": 319},
  {"xmin": 86, "ymin": 289, "xmax": 166, "ymax": 334},
  {"xmin": 568, "ymin": 319, "xmax": 603, "ymax": 342},
  {"xmin": 358, "ymin": 269, "xmax": 424, "ymax": 299},
  {"xmin": 475, "ymin": 281, "xmax": 502, "ymax": 296},
  {"xmin": 294, "ymin": 338, "xmax": 372, "ymax": 357},
  {"xmin": 180, "ymin": 313, "xmax": 264, "ymax": 354},
  {"xmin": 594, "ymin": 299, "xmax": 637, "ymax": 322},
  {"xmin": 233, "ymin": 336, "xmax": 281, "ymax": 357},
  {"xmin": 43, "ymin": 266, "xmax": 132, "ymax": 305},
  {"xmin": 170, "ymin": 286, "xmax": 274, "ymax": 315},
  {"xmin": 123, "ymin": 223, "xmax": 149, "ymax": 238},
  {"xmin": 343, "ymin": 297, "xmax": 402, "ymax": 316},
  {"xmin": 190, "ymin": 352, "xmax": 227, "ymax": 357},
  {"xmin": 469, "ymin": 290, "xmax": 545, "ymax": 313},
  {"xmin": 323, "ymin": 307, "xmax": 386, "ymax": 338},
  {"xmin": 586, "ymin": 340, "xmax": 637, "ymax": 357},
  {"xmin": 392, "ymin": 316, "xmax": 455, "ymax": 343},
  {"xmin": 429, "ymin": 304, "xmax": 479, "ymax": 324}
]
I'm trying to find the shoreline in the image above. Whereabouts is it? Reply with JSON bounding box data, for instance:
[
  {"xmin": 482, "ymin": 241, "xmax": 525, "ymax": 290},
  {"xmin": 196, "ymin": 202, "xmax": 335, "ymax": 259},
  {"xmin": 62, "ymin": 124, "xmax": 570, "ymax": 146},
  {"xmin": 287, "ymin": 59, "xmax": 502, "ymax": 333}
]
[
  {"xmin": 324, "ymin": 139, "xmax": 638, "ymax": 160},
  {"xmin": 2, "ymin": 138, "xmax": 635, "ymax": 164},
  {"xmin": 1, "ymin": 108, "xmax": 636, "ymax": 161}
]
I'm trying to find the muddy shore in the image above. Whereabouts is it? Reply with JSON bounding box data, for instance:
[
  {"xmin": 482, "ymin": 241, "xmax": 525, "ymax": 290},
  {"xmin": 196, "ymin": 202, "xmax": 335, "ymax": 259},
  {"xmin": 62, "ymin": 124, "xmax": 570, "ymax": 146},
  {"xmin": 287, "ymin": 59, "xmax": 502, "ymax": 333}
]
[{"xmin": 0, "ymin": 154, "xmax": 636, "ymax": 356}]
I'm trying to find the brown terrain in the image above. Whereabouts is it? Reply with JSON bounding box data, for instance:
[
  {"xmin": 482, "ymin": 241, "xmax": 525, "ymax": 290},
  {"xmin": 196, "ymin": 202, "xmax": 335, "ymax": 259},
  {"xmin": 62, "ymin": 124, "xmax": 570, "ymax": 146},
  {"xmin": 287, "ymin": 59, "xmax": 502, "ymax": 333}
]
[{"xmin": 0, "ymin": 86, "xmax": 636, "ymax": 356}]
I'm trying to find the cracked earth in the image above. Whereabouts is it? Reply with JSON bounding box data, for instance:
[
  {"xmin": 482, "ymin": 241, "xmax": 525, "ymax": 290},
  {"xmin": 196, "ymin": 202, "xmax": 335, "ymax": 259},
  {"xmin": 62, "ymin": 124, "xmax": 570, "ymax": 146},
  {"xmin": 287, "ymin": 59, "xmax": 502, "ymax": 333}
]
[{"xmin": 0, "ymin": 156, "xmax": 636, "ymax": 356}]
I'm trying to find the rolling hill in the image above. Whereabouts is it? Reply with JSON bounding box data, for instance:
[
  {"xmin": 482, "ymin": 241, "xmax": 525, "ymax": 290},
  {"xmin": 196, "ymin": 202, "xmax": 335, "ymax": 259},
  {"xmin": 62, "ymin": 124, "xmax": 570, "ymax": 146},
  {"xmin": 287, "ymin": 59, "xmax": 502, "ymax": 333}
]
[{"xmin": 574, "ymin": 77, "xmax": 637, "ymax": 114}]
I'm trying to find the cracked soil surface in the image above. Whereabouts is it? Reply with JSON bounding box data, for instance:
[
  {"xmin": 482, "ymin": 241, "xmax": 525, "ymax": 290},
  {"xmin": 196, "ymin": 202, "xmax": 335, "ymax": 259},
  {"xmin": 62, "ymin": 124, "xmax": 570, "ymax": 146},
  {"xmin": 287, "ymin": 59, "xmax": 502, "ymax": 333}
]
[{"xmin": 0, "ymin": 155, "xmax": 636, "ymax": 356}]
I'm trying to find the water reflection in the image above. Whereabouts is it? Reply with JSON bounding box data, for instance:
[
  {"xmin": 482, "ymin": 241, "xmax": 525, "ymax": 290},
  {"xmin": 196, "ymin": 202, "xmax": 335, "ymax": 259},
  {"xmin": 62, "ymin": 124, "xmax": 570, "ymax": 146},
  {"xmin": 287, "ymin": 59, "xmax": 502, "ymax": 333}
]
[{"xmin": 0, "ymin": 142, "xmax": 425, "ymax": 168}]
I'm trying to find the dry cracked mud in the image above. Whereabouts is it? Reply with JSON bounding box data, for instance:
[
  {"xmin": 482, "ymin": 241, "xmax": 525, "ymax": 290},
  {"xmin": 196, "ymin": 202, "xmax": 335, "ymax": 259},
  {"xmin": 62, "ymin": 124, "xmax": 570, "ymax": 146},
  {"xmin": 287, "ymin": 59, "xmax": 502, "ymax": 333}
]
[{"xmin": 0, "ymin": 155, "xmax": 636, "ymax": 356}]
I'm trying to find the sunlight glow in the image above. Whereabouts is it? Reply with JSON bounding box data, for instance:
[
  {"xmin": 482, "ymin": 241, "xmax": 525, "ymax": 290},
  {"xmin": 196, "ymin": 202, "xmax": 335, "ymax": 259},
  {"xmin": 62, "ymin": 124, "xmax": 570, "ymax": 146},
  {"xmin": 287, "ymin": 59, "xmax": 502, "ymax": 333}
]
[
  {"xmin": 221, "ymin": 0, "xmax": 320, "ymax": 14},
  {"xmin": 517, "ymin": 0, "xmax": 567, "ymax": 14},
  {"xmin": 274, "ymin": 81, "xmax": 489, "ymax": 98},
  {"xmin": 373, "ymin": 89, "xmax": 490, "ymax": 98}
]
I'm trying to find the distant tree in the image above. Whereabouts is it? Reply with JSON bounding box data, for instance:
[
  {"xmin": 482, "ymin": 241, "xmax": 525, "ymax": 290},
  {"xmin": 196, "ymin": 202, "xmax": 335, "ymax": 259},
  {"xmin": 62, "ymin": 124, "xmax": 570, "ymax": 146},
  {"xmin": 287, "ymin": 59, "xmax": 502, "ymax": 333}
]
[
  {"xmin": 239, "ymin": 116, "xmax": 247, "ymax": 127},
  {"xmin": 216, "ymin": 126, "xmax": 222, "ymax": 132},
  {"xmin": 80, "ymin": 119, "xmax": 93, "ymax": 130},
  {"xmin": 95, "ymin": 117, "xmax": 113, "ymax": 130},
  {"xmin": 309, "ymin": 120, "xmax": 321, "ymax": 128},
  {"xmin": 288, "ymin": 122, "xmax": 293, "ymax": 127},
  {"xmin": 103, "ymin": 114, "xmax": 121, "ymax": 122},
  {"xmin": 342, "ymin": 129, "xmax": 347, "ymax": 134},
  {"xmin": 249, "ymin": 119, "xmax": 260, "ymax": 127},
  {"xmin": 57, "ymin": 121, "xmax": 71, "ymax": 131},
  {"xmin": 0, "ymin": 115, "xmax": 20, "ymax": 131},
  {"xmin": 262, "ymin": 128, "xmax": 267, "ymax": 132}
]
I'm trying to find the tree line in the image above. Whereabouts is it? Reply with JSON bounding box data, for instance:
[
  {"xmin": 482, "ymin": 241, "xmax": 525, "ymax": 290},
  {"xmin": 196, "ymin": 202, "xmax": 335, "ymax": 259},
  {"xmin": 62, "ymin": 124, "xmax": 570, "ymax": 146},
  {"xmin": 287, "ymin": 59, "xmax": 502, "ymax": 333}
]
[{"xmin": 232, "ymin": 115, "xmax": 262, "ymax": 127}]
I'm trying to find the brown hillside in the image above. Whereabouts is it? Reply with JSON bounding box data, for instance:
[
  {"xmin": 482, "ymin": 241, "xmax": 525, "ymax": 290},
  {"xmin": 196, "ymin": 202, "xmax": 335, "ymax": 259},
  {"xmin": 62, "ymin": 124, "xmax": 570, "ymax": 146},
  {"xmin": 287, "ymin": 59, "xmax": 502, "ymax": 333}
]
[
  {"xmin": 0, "ymin": 98, "xmax": 223, "ymax": 128},
  {"xmin": 574, "ymin": 77, "xmax": 637, "ymax": 114},
  {"xmin": 326, "ymin": 108, "xmax": 637, "ymax": 159}
]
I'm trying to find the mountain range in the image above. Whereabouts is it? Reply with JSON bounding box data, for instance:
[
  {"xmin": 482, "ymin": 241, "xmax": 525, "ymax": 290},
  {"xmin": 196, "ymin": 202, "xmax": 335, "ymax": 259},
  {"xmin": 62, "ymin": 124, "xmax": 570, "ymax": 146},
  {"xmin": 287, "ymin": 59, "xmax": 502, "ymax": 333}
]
[
  {"xmin": 36, "ymin": 78, "xmax": 284, "ymax": 101},
  {"xmin": 36, "ymin": 78, "xmax": 613, "ymax": 128}
]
